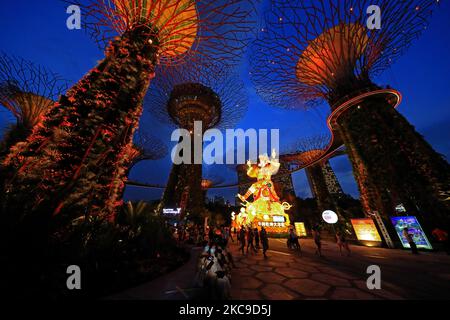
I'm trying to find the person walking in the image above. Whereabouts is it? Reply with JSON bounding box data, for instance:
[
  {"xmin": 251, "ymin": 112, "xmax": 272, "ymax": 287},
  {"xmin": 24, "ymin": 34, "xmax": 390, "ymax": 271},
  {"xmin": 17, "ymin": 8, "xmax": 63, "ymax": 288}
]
[
  {"xmin": 403, "ymin": 227, "xmax": 419, "ymax": 254},
  {"xmin": 312, "ymin": 226, "xmax": 323, "ymax": 257},
  {"xmin": 260, "ymin": 226, "xmax": 269, "ymax": 258},
  {"xmin": 336, "ymin": 231, "xmax": 351, "ymax": 256},
  {"xmin": 288, "ymin": 227, "xmax": 302, "ymax": 255},
  {"xmin": 246, "ymin": 227, "xmax": 257, "ymax": 254},
  {"xmin": 254, "ymin": 228, "xmax": 260, "ymax": 250},
  {"xmin": 228, "ymin": 227, "xmax": 235, "ymax": 243},
  {"xmin": 239, "ymin": 227, "xmax": 246, "ymax": 255}
]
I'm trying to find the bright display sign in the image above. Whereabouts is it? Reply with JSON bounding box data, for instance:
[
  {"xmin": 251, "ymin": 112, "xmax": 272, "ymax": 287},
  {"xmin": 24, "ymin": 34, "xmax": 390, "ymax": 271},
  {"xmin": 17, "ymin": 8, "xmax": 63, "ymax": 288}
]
[
  {"xmin": 351, "ymin": 218, "xmax": 382, "ymax": 242},
  {"xmin": 294, "ymin": 222, "xmax": 307, "ymax": 237},
  {"xmin": 322, "ymin": 210, "xmax": 338, "ymax": 224},
  {"xmin": 163, "ymin": 208, "xmax": 181, "ymax": 215},
  {"xmin": 390, "ymin": 216, "xmax": 433, "ymax": 250},
  {"xmin": 273, "ymin": 215, "xmax": 286, "ymax": 223}
]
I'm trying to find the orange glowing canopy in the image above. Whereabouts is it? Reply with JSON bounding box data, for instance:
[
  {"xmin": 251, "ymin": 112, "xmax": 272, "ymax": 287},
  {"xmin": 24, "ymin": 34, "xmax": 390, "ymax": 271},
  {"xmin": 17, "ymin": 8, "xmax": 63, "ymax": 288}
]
[
  {"xmin": 0, "ymin": 91, "xmax": 54, "ymax": 128},
  {"xmin": 296, "ymin": 23, "xmax": 368, "ymax": 86},
  {"xmin": 201, "ymin": 179, "xmax": 213, "ymax": 190},
  {"xmin": 114, "ymin": 0, "xmax": 198, "ymax": 57}
]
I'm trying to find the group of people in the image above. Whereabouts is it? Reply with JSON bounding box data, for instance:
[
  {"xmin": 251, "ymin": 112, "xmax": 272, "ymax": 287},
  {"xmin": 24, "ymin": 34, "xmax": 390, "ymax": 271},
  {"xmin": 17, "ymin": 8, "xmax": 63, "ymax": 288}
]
[
  {"xmin": 237, "ymin": 226, "xmax": 269, "ymax": 258},
  {"xmin": 311, "ymin": 226, "xmax": 351, "ymax": 257},
  {"xmin": 194, "ymin": 226, "xmax": 236, "ymax": 300},
  {"xmin": 173, "ymin": 224, "xmax": 207, "ymax": 245}
]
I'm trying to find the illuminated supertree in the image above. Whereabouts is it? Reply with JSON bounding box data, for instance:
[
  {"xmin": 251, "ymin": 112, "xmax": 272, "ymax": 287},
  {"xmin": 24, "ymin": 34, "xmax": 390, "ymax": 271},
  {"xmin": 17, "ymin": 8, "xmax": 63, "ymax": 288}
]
[
  {"xmin": 251, "ymin": 0, "xmax": 449, "ymax": 225},
  {"xmin": 2, "ymin": 0, "xmax": 254, "ymax": 222},
  {"xmin": 201, "ymin": 169, "xmax": 225, "ymax": 200},
  {"xmin": 127, "ymin": 129, "xmax": 168, "ymax": 170},
  {"xmin": 0, "ymin": 54, "xmax": 67, "ymax": 156},
  {"xmin": 282, "ymin": 135, "xmax": 344, "ymax": 213},
  {"xmin": 147, "ymin": 62, "xmax": 248, "ymax": 217}
]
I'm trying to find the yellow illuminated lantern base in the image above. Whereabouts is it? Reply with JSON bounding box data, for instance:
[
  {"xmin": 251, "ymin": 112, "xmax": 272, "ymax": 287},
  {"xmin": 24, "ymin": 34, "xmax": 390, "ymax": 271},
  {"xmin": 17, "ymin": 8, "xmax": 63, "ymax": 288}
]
[{"xmin": 243, "ymin": 198, "xmax": 291, "ymax": 234}]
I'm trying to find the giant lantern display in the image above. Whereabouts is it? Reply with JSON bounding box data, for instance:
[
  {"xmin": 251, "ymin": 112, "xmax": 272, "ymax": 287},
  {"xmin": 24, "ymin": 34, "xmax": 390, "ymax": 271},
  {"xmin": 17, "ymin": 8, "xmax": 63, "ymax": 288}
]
[
  {"xmin": 250, "ymin": 0, "xmax": 449, "ymax": 226},
  {"xmin": 236, "ymin": 151, "xmax": 291, "ymax": 234}
]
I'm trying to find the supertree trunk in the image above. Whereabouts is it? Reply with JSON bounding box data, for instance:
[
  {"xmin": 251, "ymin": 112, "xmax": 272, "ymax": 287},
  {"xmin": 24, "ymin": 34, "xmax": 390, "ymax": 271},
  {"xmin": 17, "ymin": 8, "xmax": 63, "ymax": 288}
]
[
  {"xmin": 158, "ymin": 137, "xmax": 204, "ymax": 218},
  {"xmin": 305, "ymin": 162, "xmax": 339, "ymax": 214},
  {"xmin": 336, "ymin": 96, "xmax": 450, "ymax": 228},
  {"xmin": 2, "ymin": 26, "xmax": 158, "ymax": 224}
]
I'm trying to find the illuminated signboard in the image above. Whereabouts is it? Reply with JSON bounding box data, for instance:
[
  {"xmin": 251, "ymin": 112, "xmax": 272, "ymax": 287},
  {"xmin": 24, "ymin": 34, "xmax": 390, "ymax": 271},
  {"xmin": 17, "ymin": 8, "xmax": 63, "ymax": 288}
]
[
  {"xmin": 390, "ymin": 216, "xmax": 433, "ymax": 250},
  {"xmin": 294, "ymin": 222, "xmax": 307, "ymax": 237},
  {"xmin": 163, "ymin": 208, "xmax": 181, "ymax": 215},
  {"xmin": 322, "ymin": 210, "xmax": 338, "ymax": 224},
  {"xmin": 351, "ymin": 218, "xmax": 382, "ymax": 242},
  {"xmin": 273, "ymin": 215, "xmax": 286, "ymax": 223}
]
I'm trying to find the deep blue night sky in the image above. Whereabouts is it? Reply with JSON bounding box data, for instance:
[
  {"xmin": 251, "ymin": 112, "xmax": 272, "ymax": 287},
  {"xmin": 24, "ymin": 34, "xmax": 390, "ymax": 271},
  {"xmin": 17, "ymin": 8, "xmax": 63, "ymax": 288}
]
[{"xmin": 1, "ymin": 0, "xmax": 449, "ymax": 204}]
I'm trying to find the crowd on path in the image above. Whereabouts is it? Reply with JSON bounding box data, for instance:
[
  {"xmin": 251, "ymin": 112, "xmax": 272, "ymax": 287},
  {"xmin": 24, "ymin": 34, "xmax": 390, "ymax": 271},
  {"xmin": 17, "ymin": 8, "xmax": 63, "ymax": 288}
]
[{"xmin": 186, "ymin": 220, "xmax": 450, "ymax": 300}]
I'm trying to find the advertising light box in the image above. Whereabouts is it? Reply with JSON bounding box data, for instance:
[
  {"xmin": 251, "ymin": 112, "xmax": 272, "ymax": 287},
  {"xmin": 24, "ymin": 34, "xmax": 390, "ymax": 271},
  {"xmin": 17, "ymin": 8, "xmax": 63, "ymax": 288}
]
[
  {"xmin": 294, "ymin": 222, "xmax": 307, "ymax": 237},
  {"xmin": 351, "ymin": 218, "xmax": 382, "ymax": 243},
  {"xmin": 390, "ymin": 216, "xmax": 433, "ymax": 250}
]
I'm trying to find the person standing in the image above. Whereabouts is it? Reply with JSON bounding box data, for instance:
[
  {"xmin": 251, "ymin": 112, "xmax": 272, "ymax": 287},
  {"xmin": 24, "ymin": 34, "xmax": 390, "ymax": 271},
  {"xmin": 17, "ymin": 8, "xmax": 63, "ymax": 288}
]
[
  {"xmin": 246, "ymin": 227, "xmax": 257, "ymax": 254},
  {"xmin": 403, "ymin": 227, "xmax": 419, "ymax": 254},
  {"xmin": 260, "ymin": 226, "xmax": 269, "ymax": 258},
  {"xmin": 432, "ymin": 227, "xmax": 449, "ymax": 254},
  {"xmin": 239, "ymin": 227, "xmax": 246, "ymax": 255},
  {"xmin": 312, "ymin": 226, "xmax": 323, "ymax": 257},
  {"xmin": 254, "ymin": 228, "xmax": 260, "ymax": 250}
]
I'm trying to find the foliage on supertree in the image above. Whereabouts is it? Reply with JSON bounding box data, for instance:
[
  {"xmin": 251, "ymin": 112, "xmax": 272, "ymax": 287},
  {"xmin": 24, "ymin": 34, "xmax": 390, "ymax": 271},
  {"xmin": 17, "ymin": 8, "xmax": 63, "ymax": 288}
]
[
  {"xmin": 250, "ymin": 0, "xmax": 437, "ymax": 108},
  {"xmin": 0, "ymin": 54, "xmax": 67, "ymax": 154},
  {"xmin": 2, "ymin": 0, "xmax": 255, "ymax": 223}
]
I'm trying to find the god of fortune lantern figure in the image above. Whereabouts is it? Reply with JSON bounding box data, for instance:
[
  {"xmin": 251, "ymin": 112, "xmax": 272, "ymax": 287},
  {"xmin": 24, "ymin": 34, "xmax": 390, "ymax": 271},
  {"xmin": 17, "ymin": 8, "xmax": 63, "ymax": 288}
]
[{"xmin": 237, "ymin": 150, "xmax": 291, "ymax": 233}]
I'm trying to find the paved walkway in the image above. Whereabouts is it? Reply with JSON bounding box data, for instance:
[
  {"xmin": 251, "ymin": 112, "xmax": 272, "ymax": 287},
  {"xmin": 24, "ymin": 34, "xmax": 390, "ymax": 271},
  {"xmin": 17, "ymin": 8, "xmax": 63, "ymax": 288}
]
[
  {"xmin": 108, "ymin": 246, "xmax": 203, "ymax": 300},
  {"xmin": 229, "ymin": 238, "xmax": 450, "ymax": 300}
]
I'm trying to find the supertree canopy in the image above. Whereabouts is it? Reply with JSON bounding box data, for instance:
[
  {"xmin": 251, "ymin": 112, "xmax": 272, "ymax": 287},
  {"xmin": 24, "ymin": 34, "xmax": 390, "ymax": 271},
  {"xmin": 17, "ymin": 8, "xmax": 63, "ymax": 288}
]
[
  {"xmin": 0, "ymin": 54, "xmax": 67, "ymax": 156},
  {"xmin": 147, "ymin": 62, "xmax": 248, "ymax": 217},
  {"xmin": 282, "ymin": 134, "xmax": 344, "ymax": 213},
  {"xmin": 85, "ymin": 0, "xmax": 255, "ymax": 66},
  {"xmin": 2, "ymin": 0, "xmax": 254, "ymax": 223},
  {"xmin": 127, "ymin": 129, "xmax": 168, "ymax": 170},
  {"xmin": 251, "ymin": 0, "xmax": 449, "ymax": 226}
]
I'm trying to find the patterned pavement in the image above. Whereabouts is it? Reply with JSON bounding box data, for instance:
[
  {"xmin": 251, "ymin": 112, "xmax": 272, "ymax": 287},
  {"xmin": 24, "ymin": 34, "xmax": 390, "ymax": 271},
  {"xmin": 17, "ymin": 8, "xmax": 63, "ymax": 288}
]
[{"xmin": 229, "ymin": 238, "xmax": 450, "ymax": 300}]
